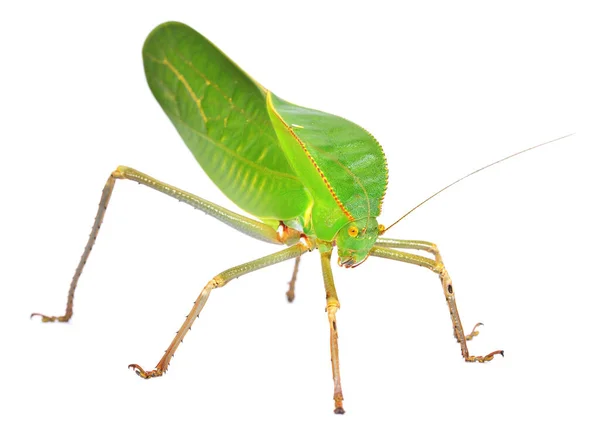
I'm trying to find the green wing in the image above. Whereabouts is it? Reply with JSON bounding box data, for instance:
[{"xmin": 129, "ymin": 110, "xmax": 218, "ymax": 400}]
[
  {"xmin": 144, "ymin": 22, "xmax": 388, "ymax": 240},
  {"xmin": 267, "ymin": 93, "xmax": 387, "ymax": 240},
  {"xmin": 143, "ymin": 22, "xmax": 310, "ymax": 221}
]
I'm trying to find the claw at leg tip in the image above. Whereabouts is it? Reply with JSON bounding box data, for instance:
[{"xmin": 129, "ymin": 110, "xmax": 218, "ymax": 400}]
[
  {"xmin": 128, "ymin": 364, "xmax": 144, "ymax": 378},
  {"xmin": 334, "ymin": 407, "xmax": 346, "ymax": 415},
  {"xmin": 30, "ymin": 313, "xmax": 70, "ymax": 323}
]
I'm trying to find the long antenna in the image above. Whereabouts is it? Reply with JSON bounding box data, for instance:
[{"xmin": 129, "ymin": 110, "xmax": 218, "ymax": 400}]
[{"xmin": 383, "ymin": 133, "xmax": 575, "ymax": 233}]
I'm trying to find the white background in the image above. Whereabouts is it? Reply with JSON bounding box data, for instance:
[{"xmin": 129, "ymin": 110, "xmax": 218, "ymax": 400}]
[{"xmin": 1, "ymin": 1, "xmax": 599, "ymax": 445}]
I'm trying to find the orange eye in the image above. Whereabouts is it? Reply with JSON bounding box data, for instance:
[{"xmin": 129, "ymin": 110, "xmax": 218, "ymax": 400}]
[
  {"xmin": 378, "ymin": 224, "xmax": 386, "ymax": 234},
  {"xmin": 348, "ymin": 226, "xmax": 359, "ymax": 237}
]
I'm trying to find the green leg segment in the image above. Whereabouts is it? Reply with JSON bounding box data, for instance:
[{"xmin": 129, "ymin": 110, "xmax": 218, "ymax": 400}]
[
  {"xmin": 31, "ymin": 166, "xmax": 302, "ymax": 323},
  {"xmin": 369, "ymin": 245, "xmax": 503, "ymax": 363},
  {"xmin": 375, "ymin": 237, "xmax": 443, "ymax": 262}
]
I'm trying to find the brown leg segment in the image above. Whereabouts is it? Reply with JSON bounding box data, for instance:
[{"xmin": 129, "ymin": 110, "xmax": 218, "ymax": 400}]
[
  {"xmin": 369, "ymin": 246, "xmax": 503, "ymax": 363},
  {"xmin": 286, "ymin": 257, "xmax": 301, "ymax": 303},
  {"xmin": 319, "ymin": 243, "xmax": 345, "ymax": 414},
  {"xmin": 30, "ymin": 174, "xmax": 118, "ymax": 322}
]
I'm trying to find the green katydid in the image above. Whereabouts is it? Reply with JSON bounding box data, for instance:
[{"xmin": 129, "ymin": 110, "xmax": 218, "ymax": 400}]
[{"xmin": 31, "ymin": 21, "xmax": 570, "ymax": 414}]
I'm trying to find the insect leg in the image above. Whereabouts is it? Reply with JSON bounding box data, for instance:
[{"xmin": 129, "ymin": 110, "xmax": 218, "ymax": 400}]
[
  {"xmin": 30, "ymin": 171, "xmax": 118, "ymax": 322},
  {"xmin": 116, "ymin": 166, "xmax": 301, "ymax": 244},
  {"xmin": 286, "ymin": 257, "xmax": 301, "ymax": 303},
  {"xmin": 319, "ymin": 243, "xmax": 345, "ymax": 414},
  {"xmin": 375, "ymin": 238, "xmax": 482, "ymax": 341},
  {"xmin": 129, "ymin": 241, "xmax": 310, "ymax": 379},
  {"xmin": 32, "ymin": 166, "xmax": 302, "ymax": 323},
  {"xmin": 375, "ymin": 238, "xmax": 442, "ymax": 262},
  {"xmin": 369, "ymin": 246, "xmax": 503, "ymax": 363}
]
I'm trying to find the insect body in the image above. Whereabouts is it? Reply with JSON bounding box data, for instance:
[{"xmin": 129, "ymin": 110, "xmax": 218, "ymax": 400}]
[{"xmin": 33, "ymin": 21, "xmax": 503, "ymax": 414}]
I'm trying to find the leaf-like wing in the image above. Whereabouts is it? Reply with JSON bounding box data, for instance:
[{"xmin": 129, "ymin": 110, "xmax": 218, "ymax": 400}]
[
  {"xmin": 267, "ymin": 92, "xmax": 387, "ymax": 239},
  {"xmin": 143, "ymin": 22, "xmax": 310, "ymax": 221}
]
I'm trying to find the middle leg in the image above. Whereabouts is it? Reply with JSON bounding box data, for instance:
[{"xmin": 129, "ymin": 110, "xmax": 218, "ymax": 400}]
[{"xmin": 129, "ymin": 241, "xmax": 310, "ymax": 379}]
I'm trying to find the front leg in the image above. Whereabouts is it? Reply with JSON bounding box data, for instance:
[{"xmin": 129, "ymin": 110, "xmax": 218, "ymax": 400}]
[
  {"xmin": 370, "ymin": 245, "xmax": 503, "ymax": 363},
  {"xmin": 375, "ymin": 239, "xmax": 490, "ymax": 343},
  {"xmin": 318, "ymin": 242, "xmax": 345, "ymax": 414}
]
